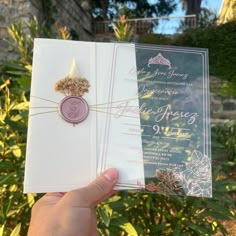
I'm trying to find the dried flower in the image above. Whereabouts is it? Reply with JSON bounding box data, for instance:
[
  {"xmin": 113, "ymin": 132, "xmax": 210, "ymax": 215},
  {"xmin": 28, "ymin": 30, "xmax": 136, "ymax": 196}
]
[{"xmin": 55, "ymin": 76, "xmax": 90, "ymax": 97}]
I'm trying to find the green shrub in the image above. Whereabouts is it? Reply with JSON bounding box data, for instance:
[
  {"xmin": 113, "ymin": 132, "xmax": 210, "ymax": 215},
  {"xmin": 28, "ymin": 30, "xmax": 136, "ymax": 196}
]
[
  {"xmin": 212, "ymin": 120, "xmax": 236, "ymax": 163},
  {"xmin": 139, "ymin": 21, "xmax": 236, "ymax": 97},
  {"xmin": 138, "ymin": 33, "xmax": 173, "ymax": 45},
  {"xmin": 0, "ymin": 79, "xmax": 32, "ymax": 235},
  {"xmin": 173, "ymin": 21, "xmax": 236, "ymax": 84},
  {"xmin": 97, "ymin": 185, "xmax": 235, "ymax": 235}
]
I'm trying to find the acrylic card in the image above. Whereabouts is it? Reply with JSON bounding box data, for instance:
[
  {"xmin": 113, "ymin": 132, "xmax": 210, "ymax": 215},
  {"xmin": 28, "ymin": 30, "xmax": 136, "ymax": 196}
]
[
  {"xmin": 24, "ymin": 39, "xmax": 97, "ymax": 193},
  {"xmin": 135, "ymin": 45, "xmax": 211, "ymax": 197},
  {"xmin": 100, "ymin": 44, "xmax": 212, "ymax": 197}
]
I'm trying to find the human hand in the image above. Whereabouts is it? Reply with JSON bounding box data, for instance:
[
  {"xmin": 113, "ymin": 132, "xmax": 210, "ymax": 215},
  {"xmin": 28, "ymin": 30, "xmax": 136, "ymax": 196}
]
[{"xmin": 27, "ymin": 168, "xmax": 119, "ymax": 236}]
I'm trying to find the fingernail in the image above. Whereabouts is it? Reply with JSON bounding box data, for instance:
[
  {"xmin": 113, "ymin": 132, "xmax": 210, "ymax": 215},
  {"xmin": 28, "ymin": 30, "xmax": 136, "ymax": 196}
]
[{"xmin": 102, "ymin": 168, "xmax": 119, "ymax": 182}]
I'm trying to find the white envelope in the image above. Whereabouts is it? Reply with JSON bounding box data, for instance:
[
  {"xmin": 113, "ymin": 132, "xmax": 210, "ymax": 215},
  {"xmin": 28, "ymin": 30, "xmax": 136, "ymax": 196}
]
[{"xmin": 24, "ymin": 39, "xmax": 145, "ymax": 193}]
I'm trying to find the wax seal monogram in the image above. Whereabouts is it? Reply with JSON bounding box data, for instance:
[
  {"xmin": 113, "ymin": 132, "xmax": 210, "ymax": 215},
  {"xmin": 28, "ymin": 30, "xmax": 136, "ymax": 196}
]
[
  {"xmin": 55, "ymin": 60, "xmax": 90, "ymax": 125},
  {"xmin": 59, "ymin": 96, "xmax": 89, "ymax": 124}
]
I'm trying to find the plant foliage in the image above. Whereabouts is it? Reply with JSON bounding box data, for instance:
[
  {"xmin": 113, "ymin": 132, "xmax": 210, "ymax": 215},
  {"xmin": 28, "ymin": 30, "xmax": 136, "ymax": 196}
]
[
  {"xmin": 139, "ymin": 21, "xmax": 236, "ymax": 97},
  {"xmin": 112, "ymin": 15, "xmax": 133, "ymax": 41},
  {"xmin": 92, "ymin": 0, "xmax": 177, "ymax": 20},
  {"xmin": 0, "ymin": 78, "xmax": 32, "ymax": 236},
  {"xmin": 174, "ymin": 21, "xmax": 236, "ymax": 84}
]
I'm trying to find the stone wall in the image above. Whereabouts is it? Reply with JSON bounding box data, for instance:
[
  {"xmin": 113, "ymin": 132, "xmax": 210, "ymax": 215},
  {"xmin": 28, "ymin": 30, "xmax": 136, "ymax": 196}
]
[
  {"xmin": 53, "ymin": 0, "xmax": 93, "ymax": 41},
  {"xmin": 0, "ymin": 0, "xmax": 44, "ymax": 60},
  {"xmin": 210, "ymin": 76, "xmax": 236, "ymax": 120},
  {"xmin": 211, "ymin": 95, "xmax": 236, "ymax": 120},
  {"xmin": 0, "ymin": 0, "xmax": 93, "ymax": 60}
]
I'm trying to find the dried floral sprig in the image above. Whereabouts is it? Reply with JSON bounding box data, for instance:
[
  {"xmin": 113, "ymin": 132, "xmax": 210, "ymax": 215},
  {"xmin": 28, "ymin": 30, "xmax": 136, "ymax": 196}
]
[
  {"xmin": 155, "ymin": 169, "xmax": 184, "ymax": 194},
  {"xmin": 55, "ymin": 76, "xmax": 90, "ymax": 97}
]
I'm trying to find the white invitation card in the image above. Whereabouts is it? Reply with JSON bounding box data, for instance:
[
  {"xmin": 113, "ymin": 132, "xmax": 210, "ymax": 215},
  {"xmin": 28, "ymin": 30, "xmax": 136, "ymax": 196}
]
[{"xmin": 24, "ymin": 39, "xmax": 97, "ymax": 193}]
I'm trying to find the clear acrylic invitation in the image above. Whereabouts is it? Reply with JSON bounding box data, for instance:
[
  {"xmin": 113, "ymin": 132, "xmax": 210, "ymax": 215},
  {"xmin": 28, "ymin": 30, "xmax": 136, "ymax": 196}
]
[{"xmin": 136, "ymin": 45, "xmax": 211, "ymax": 197}]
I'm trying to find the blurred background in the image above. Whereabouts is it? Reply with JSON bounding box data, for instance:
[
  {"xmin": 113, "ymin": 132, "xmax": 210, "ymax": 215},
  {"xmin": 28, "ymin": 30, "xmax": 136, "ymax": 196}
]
[{"xmin": 0, "ymin": 0, "xmax": 235, "ymax": 235}]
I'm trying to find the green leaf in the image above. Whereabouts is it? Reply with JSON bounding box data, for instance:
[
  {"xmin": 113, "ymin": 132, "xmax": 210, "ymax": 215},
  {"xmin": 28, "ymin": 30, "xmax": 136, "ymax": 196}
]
[
  {"xmin": 5, "ymin": 70, "xmax": 30, "ymax": 76},
  {"xmin": 206, "ymin": 200, "xmax": 234, "ymax": 219},
  {"xmin": 150, "ymin": 223, "xmax": 171, "ymax": 232},
  {"xmin": 7, "ymin": 201, "xmax": 29, "ymax": 218},
  {"xmin": 0, "ymin": 141, "xmax": 4, "ymax": 152},
  {"xmin": 14, "ymin": 76, "xmax": 31, "ymax": 91},
  {"xmin": 5, "ymin": 119, "xmax": 28, "ymax": 133},
  {"xmin": 111, "ymin": 216, "xmax": 138, "ymax": 235},
  {"xmin": 199, "ymin": 209, "xmax": 233, "ymax": 220},
  {"xmin": 108, "ymin": 197, "xmax": 140, "ymax": 211},
  {"xmin": 184, "ymin": 221, "xmax": 211, "ymax": 234},
  {"xmin": 11, "ymin": 145, "xmax": 22, "ymax": 158},
  {"xmin": 0, "ymin": 61, "xmax": 26, "ymax": 71},
  {"xmin": 27, "ymin": 193, "xmax": 35, "ymax": 208},
  {"xmin": 102, "ymin": 195, "xmax": 121, "ymax": 204},
  {"xmin": 223, "ymin": 161, "xmax": 236, "ymax": 167},
  {"xmin": 172, "ymin": 223, "xmax": 181, "ymax": 236},
  {"xmin": 217, "ymin": 220, "xmax": 229, "ymax": 236},
  {"xmin": 0, "ymin": 223, "xmax": 5, "ymax": 236},
  {"xmin": 0, "ymin": 160, "xmax": 14, "ymax": 172},
  {"xmin": 120, "ymin": 223, "xmax": 138, "ymax": 235},
  {"xmin": 214, "ymin": 179, "xmax": 236, "ymax": 192},
  {"xmin": 0, "ymin": 172, "xmax": 16, "ymax": 186},
  {"xmin": 97, "ymin": 205, "xmax": 112, "ymax": 227},
  {"xmin": 10, "ymin": 223, "xmax": 21, "ymax": 236},
  {"xmin": 12, "ymin": 102, "xmax": 29, "ymax": 110}
]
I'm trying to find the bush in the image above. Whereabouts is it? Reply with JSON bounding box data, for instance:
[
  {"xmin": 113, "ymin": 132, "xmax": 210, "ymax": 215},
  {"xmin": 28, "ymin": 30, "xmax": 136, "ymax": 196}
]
[
  {"xmin": 212, "ymin": 120, "xmax": 236, "ymax": 163},
  {"xmin": 0, "ymin": 79, "xmax": 32, "ymax": 236},
  {"xmin": 139, "ymin": 21, "xmax": 236, "ymax": 97},
  {"xmin": 173, "ymin": 21, "xmax": 236, "ymax": 84},
  {"xmin": 138, "ymin": 33, "xmax": 173, "ymax": 45}
]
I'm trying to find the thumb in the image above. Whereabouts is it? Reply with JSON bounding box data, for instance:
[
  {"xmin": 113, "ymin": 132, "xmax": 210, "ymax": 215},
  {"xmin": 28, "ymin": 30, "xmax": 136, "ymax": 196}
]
[{"xmin": 64, "ymin": 168, "xmax": 119, "ymax": 208}]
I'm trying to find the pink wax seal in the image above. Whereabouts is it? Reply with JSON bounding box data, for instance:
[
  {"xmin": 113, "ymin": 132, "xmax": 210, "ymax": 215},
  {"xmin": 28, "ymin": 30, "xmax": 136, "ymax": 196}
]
[{"xmin": 59, "ymin": 96, "xmax": 89, "ymax": 124}]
